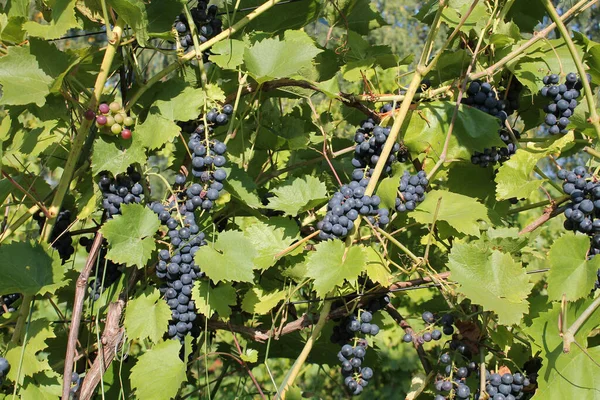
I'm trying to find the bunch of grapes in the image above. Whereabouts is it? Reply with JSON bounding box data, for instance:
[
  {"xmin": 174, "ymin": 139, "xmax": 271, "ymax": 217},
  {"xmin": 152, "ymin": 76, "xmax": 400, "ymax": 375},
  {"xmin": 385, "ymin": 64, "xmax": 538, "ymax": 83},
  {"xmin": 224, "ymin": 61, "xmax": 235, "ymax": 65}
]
[
  {"xmin": 79, "ymin": 236, "xmax": 122, "ymax": 301},
  {"xmin": 94, "ymin": 102, "xmax": 135, "ymax": 140},
  {"xmin": 151, "ymin": 198, "xmax": 207, "ymax": 342},
  {"xmin": 317, "ymin": 181, "xmax": 389, "ymax": 241},
  {"xmin": 331, "ymin": 296, "xmax": 389, "ymax": 396},
  {"xmin": 351, "ymin": 119, "xmax": 401, "ymax": 178},
  {"xmin": 70, "ymin": 372, "xmax": 82, "ymax": 397},
  {"xmin": 0, "ymin": 293, "xmax": 20, "ymax": 316},
  {"xmin": 395, "ymin": 171, "xmax": 428, "ymax": 213},
  {"xmin": 558, "ymin": 166, "xmax": 600, "ymax": 234},
  {"xmin": 499, "ymin": 75, "xmax": 523, "ymax": 116},
  {"xmin": 402, "ymin": 312, "xmax": 454, "ymax": 344},
  {"xmin": 540, "ymin": 72, "xmax": 585, "ymax": 135},
  {"xmin": 471, "ymin": 128, "xmax": 520, "ymax": 167},
  {"xmin": 477, "ymin": 371, "xmax": 531, "ymax": 400},
  {"xmin": 173, "ymin": 0, "xmax": 222, "ymax": 61},
  {"xmin": 433, "ymin": 352, "xmax": 477, "ymax": 400},
  {"xmin": 185, "ymin": 138, "xmax": 228, "ymax": 211},
  {"xmin": 32, "ymin": 209, "xmax": 75, "ymax": 263},
  {"xmin": 462, "ymin": 80, "xmax": 509, "ymax": 122},
  {"xmin": 98, "ymin": 166, "xmax": 144, "ymax": 218},
  {"xmin": 0, "ymin": 357, "xmax": 10, "ymax": 386}
]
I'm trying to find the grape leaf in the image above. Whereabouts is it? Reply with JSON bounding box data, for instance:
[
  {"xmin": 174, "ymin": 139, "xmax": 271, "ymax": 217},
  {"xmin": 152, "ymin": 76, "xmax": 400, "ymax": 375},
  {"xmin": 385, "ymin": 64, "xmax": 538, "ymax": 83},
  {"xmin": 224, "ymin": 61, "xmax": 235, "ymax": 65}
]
[
  {"xmin": 242, "ymin": 288, "xmax": 287, "ymax": 315},
  {"xmin": 5, "ymin": 320, "xmax": 56, "ymax": 384},
  {"xmin": 134, "ymin": 112, "xmax": 181, "ymax": 150},
  {"xmin": 266, "ymin": 176, "xmax": 328, "ymax": 216},
  {"xmin": 223, "ymin": 165, "xmax": 262, "ymax": 208},
  {"xmin": 0, "ymin": 46, "xmax": 53, "ymax": 106},
  {"xmin": 0, "ymin": 242, "xmax": 67, "ymax": 296},
  {"xmin": 130, "ymin": 340, "xmax": 186, "ymax": 399},
  {"xmin": 100, "ymin": 204, "xmax": 161, "ymax": 268},
  {"xmin": 240, "ymin": 217, "xmax": 300, "ymax": 269},
  {"xmin": 547, "ymin": 234, "xmax": 600, "ymax": 301},
  {"xmin": 91, "ymin": 137, "xmax": 146, "ymax": 177},
  {"xmin": 108, "ymin": 0, "xmax": 149, "ymax": 45},
  {"xmin": 306, "ymin": 241, "xmax": 367, "ymax": 298},
  {"xmin": 22, "ymin": 0, "xmax": 81, "ymax": 40},
  {"xmin": 124, "ymin": 287, "xmax": 171, "ymax": 343},
  {"xmin": 365, "ymin": 246, "xmax": 392, "ymax": 286},
  {"xmin": 411, "ymin": 190, "xmax": 491, "ymax": 237},
  {"xmin": 448, "ymin": 242, "xmax": 533, "ymax": 325},
  {"xmin": 240, "ymin": 348, "xmax": 259, "ymax": 363},
  {"xmin": 152, "ymin": 86, "xmax": 215, "ymax": 122},
  {"xmin": 244, "ymin": 31, "xmax": 323, "ymax": 83},
  {"xmin": 210, "ymin": 39, "xmax": 245, "ymax": 70},
  {"xmin": 20, "ymin": 372, "xmax": 62, "ymax": 400},
  {"xmin": 194, "ymin": 231, "xmax": 258, "ymax": 283},
  {"xmin": 193, "ymin": 281, "xmax": 237, "ymax": 320}
]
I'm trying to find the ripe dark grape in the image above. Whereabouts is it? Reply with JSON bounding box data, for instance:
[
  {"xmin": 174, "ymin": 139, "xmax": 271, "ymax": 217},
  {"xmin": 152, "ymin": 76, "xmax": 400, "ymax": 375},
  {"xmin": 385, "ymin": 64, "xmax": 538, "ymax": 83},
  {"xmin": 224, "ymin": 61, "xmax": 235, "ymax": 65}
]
[
  {"xmin": 80, "ymin": 236, "xmax": 123, "ymax": 301},
  {"xmin": 471, "ymin": 128, "xmax": 520, "ymax": 167},
  {"xmin": 172, "ymin": 1, "xmax": 222, "ymax": 61},
  {"xmin": 0, "ymin": 356, "xmax": 10, "ymax": 386},
  {"xmin": 462, "ymin": 80, "xmax": 510, "ymax": 122},
  {"xmin": 32, "ymin": 209, "xmax": 75, "ymax": 263},
  {"xmin": 351, "ymin": 119, "xmax": 400, "ymax": 179},
  {"xmin": 395, "ymin": 171, "xmax": 428, "ymax": 212},
  {"xmin": 540, "ymin": 72, "xmax": 587, "ymax": 135}
]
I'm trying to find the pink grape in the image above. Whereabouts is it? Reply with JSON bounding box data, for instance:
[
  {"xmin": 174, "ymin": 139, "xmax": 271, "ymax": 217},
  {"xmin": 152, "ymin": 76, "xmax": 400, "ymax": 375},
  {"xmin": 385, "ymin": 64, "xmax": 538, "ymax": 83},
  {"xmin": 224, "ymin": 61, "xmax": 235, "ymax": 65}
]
[
  {"xmin": 96, "ymin": 115, "xmax": 107, "ymax": 125},
  {"xmin": 98, "ymin": 103, "xmax": 110, "ymax": 114}
]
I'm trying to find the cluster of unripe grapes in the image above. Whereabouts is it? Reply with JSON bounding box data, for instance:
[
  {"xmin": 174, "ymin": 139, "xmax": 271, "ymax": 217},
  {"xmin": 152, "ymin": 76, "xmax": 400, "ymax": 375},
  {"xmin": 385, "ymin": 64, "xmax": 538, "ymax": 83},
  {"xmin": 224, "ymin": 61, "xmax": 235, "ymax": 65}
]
[
  {"xmin": 79, "ymin": 236, "xmax": 122, "ymax": 301},
  {"xmin": 395, "ymin": 170, "xmax": 428, "ymax": 213},
  {"xmin": 402, "ymin": 312, "xmax": 454, "ymax": 344},
  {"xmin": 540, "ymin": 73, "xmax": 585, "ymax": 135},
  {"xmin": 317, "ymin": 182, "xmax": 389, "ymax": 240},
  {"xmin": 331, "ymin": 296, "xmax": 389, "ymax": 396},
  {"xmin": 33, "ymin": 209, "xmax": 75, "ymax": 263},
  {"xmin": 471, "ymin": 128, "xmax": 520, "ymax": 168},
  {"xmin": 0, "ymin": 293, "xmax": 19, "ymax": 316},
  {"xmin": 0, "ymin": 357, "xmax": 9, "ymax": 386},
  {"xmin": 173, "ymin": 0, "xmax": 222, "ymax": 61},
  {"xmin": 98, "ymin": 166, "xmax": 144, "ymax": 218},
  {"xmin": 92, "ymin": 102, "xmax": 135, "ymax": 140}
]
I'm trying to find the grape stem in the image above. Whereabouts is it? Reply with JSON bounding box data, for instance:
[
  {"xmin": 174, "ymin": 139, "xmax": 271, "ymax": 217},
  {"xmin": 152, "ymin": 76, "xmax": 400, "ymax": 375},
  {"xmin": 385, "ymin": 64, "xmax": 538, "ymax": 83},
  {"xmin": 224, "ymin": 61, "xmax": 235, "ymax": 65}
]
[
  {"xmin": 542, "ymin": 0, "xmax": 600, "ymax": 141},
  {"xmin": 562, "ymin": 294, "xmax": 600, "ymax": 353}
]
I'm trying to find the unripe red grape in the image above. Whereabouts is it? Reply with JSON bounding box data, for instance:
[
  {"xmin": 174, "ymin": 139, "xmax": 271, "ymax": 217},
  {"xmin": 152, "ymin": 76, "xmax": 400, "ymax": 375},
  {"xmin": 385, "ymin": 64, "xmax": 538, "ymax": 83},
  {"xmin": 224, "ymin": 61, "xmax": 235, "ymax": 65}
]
[
  {"xmin": 121, "ymin": 129, "xmax": 132, "ymax": 140},
  {"xmin": 84, "ymin": 110, "xmax": 96, "ymax": 120},
  {"xmin": 96, "ymin": 115, "xmax": 107, "ymax": 125},
  {"xmin": 98, "ymin": 103, "xmax": 110, "ymax": 114}
]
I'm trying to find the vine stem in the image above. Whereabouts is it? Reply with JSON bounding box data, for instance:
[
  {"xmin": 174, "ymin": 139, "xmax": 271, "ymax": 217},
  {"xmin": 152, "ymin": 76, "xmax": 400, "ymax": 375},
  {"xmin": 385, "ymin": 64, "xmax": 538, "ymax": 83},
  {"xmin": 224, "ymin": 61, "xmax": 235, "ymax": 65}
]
[
  {"xmin": 542, "ymin": 0, "xmax": 600, "ymax": 141},
  {"xmin": 10, "ymin": 294, "xmax": 32, "ymax": 344},
  {"xmin": 125, "ymin": 0, "xmax": 283, "ymax": 110},
  {"xmin": 562, "ymin": 294, "xmax": 600, "ymax": 353},
  {"xmin": 42, "ymin": 19, "xmax": 125, "ymax": 242},
  {"xmin": 275, "ymin": 299, "xmax": 332, "ymax": 399},
  {"xmin": 470, "ymin": 0, "xmax": 595, "ymax": 81}
]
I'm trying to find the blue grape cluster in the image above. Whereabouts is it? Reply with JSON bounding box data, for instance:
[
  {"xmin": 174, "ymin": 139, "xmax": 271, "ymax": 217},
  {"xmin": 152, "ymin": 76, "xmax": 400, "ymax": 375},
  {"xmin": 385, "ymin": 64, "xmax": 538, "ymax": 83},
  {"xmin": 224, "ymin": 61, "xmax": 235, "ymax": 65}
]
[
  {"xmin": 70, "ymin": 372, "xmax": 82, "ymax": 397},
  {"xmin": 151, "ymin": 201, "xmax": 207, "ymax": 342},
  {"xmin": 402, "ymin": 312, "xmax": 453, "ymax": 344},
  {"xmin": 98, "ymin": 166, "xmax": 144, "ymax": 218},
  {"xmin": 351, "ymin": 118, "xmax": 401, "ymax": 179},
  {"xmin": 477, "ymin": 371, "xmax": 531, "ymax": 400},
  {"xmin": 33, "ymin": 209, "xmax": 75, "ymax": 263},
  {"xmin": 471, "ymin": 128, "xmax": 520, "ymax": 167},
  {"xmin": 173, "ymin": 1, "xmax": 222, "ymax": 61},
  {"xmin": 0, "ymin": 357, "xmax": 10, "ymax": 386},
  {"xmin": 434, "ymin": 353, "xmax": 477, "ymax": 400},
  {"xmin": 317, "ymin": 181, "xmax": 389, "ymax": 241},
  {"xmin": 80, "ymin": 236, "xmax": 122, "ymax": 301},
  {"xmin": 332, "ymin": 296, "xmax": 389, "ymax": 396},
  {"xmin": 540, "ymin": 73, "xmax": 585, "ymax": 135},
  {"xmin": 558, "ymin": 167, "xmax": 600, "ymax": 234},
  {"xmin": 0, "ymin": 293, "xmax": 20, "ymax": 316},
  {"xmin": 462, "ymin": 81, "xmax": 509, "ymax": 122},
  {"xmin": 395, "ymin": 171, "xmax": 428, "ymax": 213},
  {"xmin": 186, "ymin": 138, "xmax": 228, "ymax": 211}
]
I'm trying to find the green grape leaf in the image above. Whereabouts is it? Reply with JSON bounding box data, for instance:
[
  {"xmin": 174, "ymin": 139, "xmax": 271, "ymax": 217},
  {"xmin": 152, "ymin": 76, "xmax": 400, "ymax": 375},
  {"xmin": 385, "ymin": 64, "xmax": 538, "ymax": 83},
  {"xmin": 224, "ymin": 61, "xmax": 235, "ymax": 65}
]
[
  {"xmin": 223, "ymin": 165, "xmax": 262, "ymax": 208},
  {"xmin": 0, "ymin": 46, "xmax": 53, "ymax": 106},
  {"xmin": 364, "ymin": 247, "xmax": 392, "ymax": 286},
  {"xmin": 448, "ymin": 242, "xmax": 533, "ymax": 325},
  {"xmin": 100, "ymin": 204, "xmax": 161, "ymax": 268},
  {"xmin": 411, "ymin": 190, "xmax": 491, "ymax": 237},
  {"xmin": 20, "ymin": 372, "xmax": 62, "ymax": 400},
  {"xmin": 194, "ymin": 231, "xmax": 258, "ymax": 283},
  {"xmin": 404, "ymin": 102, "xmax": 505, "ymax": 162},
  {"xmin": 124, "ymin": 287, "xmax": 171, "ymax": 343},
  {"xmin": 244, "ymin": 31, "xmax": 323, "ymax": 83},
  {"xmin": 0, "ymin": 15, "xmax": 27, "ymax": 43},
  {"xmin": 241, "ymin": 217, "xmax": 300, "ymax": 269},
  {"xmin": 91, "ymin": 137, "xmax": 146, "ymax": 177},
  {"xmin": 153, "ymin": 85, "xmax": 218, "ymax": 122},
  {"xmin": 547, "ymin": 235, "xmax": 600, "ymax": 301},
  {"xmin": 242, "ymin": 287, "xmax": 287, "ymax": 315},
  {"xmin": 306, "ymin": 241, "xmax": 367, "ymax": 298},
  {"xmin": 210, "ymin": 39, "xmax": 245, "ymax": 70},
  {"xmin": 130, "ymin": 340, "xmax": 186, "ymax": 399},
  {"xmin": 5, "ymin": 320, "xmax": 56, "ymax": 384},
  {"xmin": 193, "ymin": 281, "xmax": 237, "ymax": 320},
  {"xmin": 533, "ymin": 346, "xmax": 600, "ymax": 400},
  {"xmin": 0, "ymin": 242, "xmax": 67, "ymax": 296},
  {"xmin": 266, "ymin": 176, "xmax": 328, "ymax": 216},
  {"xmin": 22, "ymin": 0, "xmax": 81, "ymax": 40},
  {"xmin": 108, "ymin": 0, "xmax": 149, "ymax": 45},
  {"xmin": 376, "ymin": 168, "xmax": 403, "ymax": 211},
  {"xmin": 240, "ymin": 348, "xmax": 259, "ymax": 363},
  {"xmin": 134, "ymin": 112, "xmax": 181, "ymax": 150}
]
